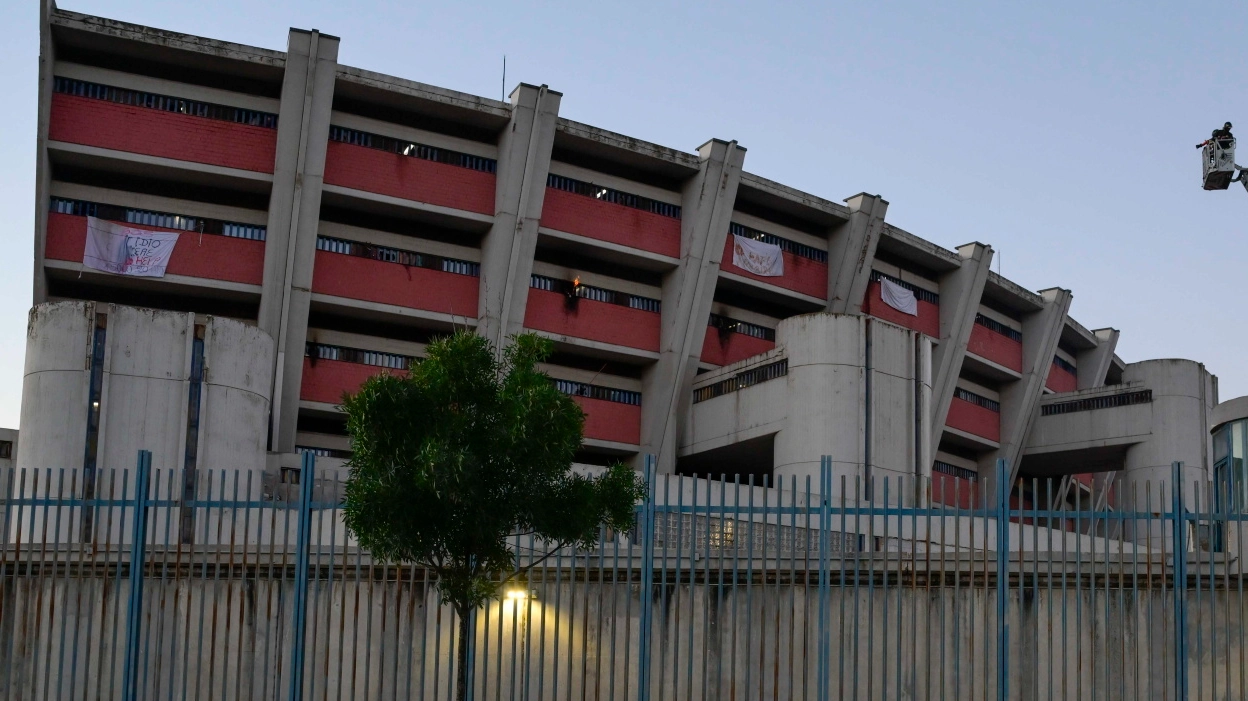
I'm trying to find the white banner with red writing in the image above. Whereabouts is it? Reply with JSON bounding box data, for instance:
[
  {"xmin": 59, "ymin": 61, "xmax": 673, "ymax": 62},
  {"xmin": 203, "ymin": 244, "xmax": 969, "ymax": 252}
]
[
  {"xmin": 731, "ymin": 234, "xmax": 784, "ymax": 277},
  {"xmin": 83, "ymin": 217, "xmax": 180, "ymax": 278}
]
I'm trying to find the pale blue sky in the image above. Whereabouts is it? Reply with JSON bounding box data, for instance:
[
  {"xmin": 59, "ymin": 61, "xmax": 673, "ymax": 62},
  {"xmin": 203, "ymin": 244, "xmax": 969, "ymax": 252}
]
[{"xmin": 0, "ymin": 0, "xmax": 1244, "ymax": 428}]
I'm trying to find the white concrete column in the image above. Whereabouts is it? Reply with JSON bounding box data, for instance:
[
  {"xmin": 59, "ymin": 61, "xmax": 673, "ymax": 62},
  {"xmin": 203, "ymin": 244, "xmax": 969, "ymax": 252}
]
[
  {"xmin": 826, "ymin": 193, "xmax": 888, "ymax": 314},
  {"xmin": 1076, "ymin": 328, "xmax": 1120, "ymax": 390},
  {"xmin": 979, "ymin": 287, "xmax": 1072, "ymax": 503},
  {"xmin": 928, "ymin": 242, "xmax": 994, "ymax": 458},
  {"xmin": 477, "ymin": 84, "xmax": 562, "ymax": 351},
  {"xmin": 258, "ymin": 29, "xmax": 339, "ymax": 454},
  {"xmin": 32, "ymin": 0, "xmax": 57, "ymax": 304},
  {"xmin": 640, "ymin": 139, "xmax": 746, "ymax": 471}
]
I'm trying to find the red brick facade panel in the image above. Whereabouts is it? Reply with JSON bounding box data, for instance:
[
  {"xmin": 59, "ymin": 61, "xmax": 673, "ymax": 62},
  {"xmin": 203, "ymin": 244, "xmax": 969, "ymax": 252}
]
[
  {"xmin": 311, "ymin": 251, "xmax": 480, "ymax": 317},
  {"xmin": 300, "ymin": 357, "xmax": 407, "ymax": 406},
  {"xmin": 323, "ymin": 141, "xmax": 495, "ymax": 215},
  {"xmin": 49, "ymin": 94, "xmax": 277, "ymax": 173},
  {"xmin": 698, "ymin": 326, "xmax": 776, "ymax": 367},
  {"xmin": 1045, "ymin": 363, "xmax": 1078, "ymax": 393},
  {"xmin": 862, "ymin": 281, "xmax": 941, "ymax": 337},
  {"xmin": 540, "ymin": 188, "xmax": 681, "ymax": 258},
  {"xmin": 945, "ymin": 396, "xmax": 1001, "ymax": 442},
  {"xmin": 931, "ymin": 472, "xmax": 979, "ymax": 508},
  {"xmin": 573, "ymin": 395, "xmax": 641, "ymax": 445},
  {"xmin": 523, "ymin": 288, "xmax": 660, "ymax": 352},
  {"xmin": 720, "ymin": 238, "xmax": 828, "ymax": 299},
  {"xmin": 45, "ymin": 212, "xmax": 265, "ymax": 285},
  {"xmin": 967, "ymin": 323, "xmax": 1024, "ymax": 372}
]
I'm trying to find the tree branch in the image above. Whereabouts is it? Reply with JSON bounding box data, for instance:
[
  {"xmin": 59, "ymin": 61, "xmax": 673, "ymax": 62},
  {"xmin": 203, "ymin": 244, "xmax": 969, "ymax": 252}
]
[{"xmin": 502, "ymin": 541, "xmax": 572, "ymax": 584}]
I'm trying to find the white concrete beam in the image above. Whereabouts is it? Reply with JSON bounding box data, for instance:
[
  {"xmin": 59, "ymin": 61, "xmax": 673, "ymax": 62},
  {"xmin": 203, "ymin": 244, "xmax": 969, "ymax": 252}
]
[
  {"xmin": 929, "ymin": 242, "xmax": 994, "ymax": 459},
  {"xmin": 1076, "ymin": 328, "xmax": 1120, "ymax": 390},
  {"xmin": 258, "ymin": 29, "xmax": 340, "ymax": 454},
  {"xmin": 979, "ymin": 287, "xmax": 1072, "ymax": 503},
  {"xmin": 476, "ymin": 84, "xmax": 562, "ymax": 351},
  {"xmin": 640, "ymin": 139, "xmax": 746, "ymax": 472},
  {"xmin": 826, "ymin": 193, "xmax": 888, "ymax": 314}
]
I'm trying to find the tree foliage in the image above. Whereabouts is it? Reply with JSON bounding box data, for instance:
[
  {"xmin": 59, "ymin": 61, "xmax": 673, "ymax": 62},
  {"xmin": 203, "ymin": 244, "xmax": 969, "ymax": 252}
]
[{"xmin": 341, "ymin": 331, "xmax": 645, "ymax": 695}]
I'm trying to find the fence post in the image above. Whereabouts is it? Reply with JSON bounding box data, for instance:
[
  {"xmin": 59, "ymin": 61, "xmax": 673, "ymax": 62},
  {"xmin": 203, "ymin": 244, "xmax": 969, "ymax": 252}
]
[
  {"xmin": 121, "ymin": 450, "xmax": 152, "ymax": 701},
  {"xmin": 1171, "ymin": 461, "xmax": 1188, "ymax": 701},
  {"xmin": 636, "ymin": 455, "xmax": 656, "ymax": 701},
  {"xmin": 816, "ymin": 456, "xmax": 831, "ymax": 701},
  {"xmin": 995, "ymin": 459, "xmax": 1009, "ymax": 701},
  {"xmin": 287, "ymin": 451, "xmax": 316, "ymax": 701}
]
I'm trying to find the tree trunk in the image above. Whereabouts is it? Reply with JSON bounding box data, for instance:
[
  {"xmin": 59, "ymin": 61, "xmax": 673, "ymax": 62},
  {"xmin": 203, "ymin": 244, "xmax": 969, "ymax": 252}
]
[{"xmin": 455, "ymin": 604, "xmax": 472, "ymax": 701}]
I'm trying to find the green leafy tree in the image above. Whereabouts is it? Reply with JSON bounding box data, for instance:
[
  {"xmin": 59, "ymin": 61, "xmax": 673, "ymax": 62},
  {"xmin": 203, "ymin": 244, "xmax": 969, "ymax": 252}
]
[{"xmin": 341, "ymin": 331, "xmax": 646, "ymax": 701}]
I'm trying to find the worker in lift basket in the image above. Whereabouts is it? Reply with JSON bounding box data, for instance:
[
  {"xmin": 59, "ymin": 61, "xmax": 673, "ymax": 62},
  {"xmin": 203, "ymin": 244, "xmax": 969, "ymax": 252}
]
[{"xmin": 1196, "ymin": 122, "xmax": 1235, "ymax": 148}]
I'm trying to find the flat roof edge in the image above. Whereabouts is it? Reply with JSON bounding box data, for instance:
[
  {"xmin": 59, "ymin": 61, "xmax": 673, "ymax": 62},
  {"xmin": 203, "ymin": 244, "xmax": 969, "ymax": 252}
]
[
  {"xmin": 50, "ymin": 9, "xmax": 287, "ymax": 67},
  {"xmin": 335, "ymin": 65, "xmax": 512, "ymax": 117},
  {"xmin": 738, "ymin": 172, "xmax": 850, "ymax": 220},
  {"xmin": 555, "ymin": 119, "xmax": 702, "ymax": 169}
]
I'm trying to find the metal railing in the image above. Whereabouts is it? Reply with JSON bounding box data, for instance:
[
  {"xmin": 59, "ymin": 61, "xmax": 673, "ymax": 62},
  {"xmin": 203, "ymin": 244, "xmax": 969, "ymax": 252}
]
[
  {"xmin": 729, "ymin": 222, "xmax": 828, "ymax": 263},
  {"xmin": 328, "ymin": 126, "xmax": 497, "ymax": 173},
  {"xmin": 53, "ymin": 77, "xmax": 278, "ymax": 129},
  {"xmin": 545, "ymin": 174, "xmax": 682, "ymax": 219},
  {"xmin": 50, "ymin": 197, "xmax": 268, "ymax": 241},
  {"xmin": 0, "ymin": 456, "xmax": 1244, "ymax": 701}
]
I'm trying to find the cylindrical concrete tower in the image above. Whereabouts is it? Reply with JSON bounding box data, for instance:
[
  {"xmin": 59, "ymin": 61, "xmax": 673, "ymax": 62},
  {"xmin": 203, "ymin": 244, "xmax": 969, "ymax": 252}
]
[
  {"xmin": 17, "ymin": 302, "xmax": 274, "ymax": 527},
  {"xmin": 1120, "ymin": 359, "xmax": 1217, "ymax": 510},
  {"xmin": 773, "ymin": 313, "xmax": 932, "ymax": 505}
]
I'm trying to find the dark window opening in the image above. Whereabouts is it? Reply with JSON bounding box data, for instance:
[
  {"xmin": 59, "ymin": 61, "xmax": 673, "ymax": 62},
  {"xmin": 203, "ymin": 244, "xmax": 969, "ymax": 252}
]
[
  {"xmin": 54, "ymin": 77, "xmax": 277, "ymax": 128},
  {"xmin": 731, "ymin": 198, "xmax": 829, "ymax": 238},
  {"xmin": 974, "ymin": 314, "xmax": 1022, "ymax": 342},
  {"xmin": 52, "ymin": 46, "xmax": 283, "ymax": 99},
  {"xmin": 0, "ymin": 441, "xmax": 12, "ymax": 460},
  {"xmin": 547, "ymin": 149, "xmax": 686, "ymax": 193},
  {"xmin": 954, "ymin": 387, "xmax": 1000, "ymax": 412},
  {"xmin": 553, "ymin": 379, "xmax": 640, "ymax": 406},
  {"xmin": 869, "ymin": 270, "xmax": 940, "ymax": 305},
  {"xmin": 729, "ymin": 222, "xmax": 827, "ymax": 263},
  {"xmin": 51, "ymin": 197, "xmax": 266, "ymax": 240},
  {"xmin": 306, "ymin": 342, "xmax": 414, "ymax": 370},
  {"xmin": 531, "ymin": 246, "xmax": 664, "ymax": 287},
  {"xmin": 546, "ymin": 174, "xmax": 681, "ymax": 219},
  {"xmin": 544, "ymin": 353, "xmax": 644, "ymax": 380},
  {"xmin": 530, "ymin": 275, "xmax": 660, "ymax": 313},
  {"xmin": 712, "ymin": 285, "xmax": 803, "ymax": 321},
  {"xmin": 318, "ymin": 205, "xmax": 488, "ymax": 247},
  {"xmin": 693, "ymin": 359, "xmax": 788, "ymax": 403},
  {"xmin": 316, "ymin": 235, "xmax": 479, "ymax": 275},
  {"xmin": 1053, "ymin": 356, "xmax": 1078, "ymax": 375},
  {"xmin": 708, "ymin": 313, "xmax": 776, "ymax": 341},
  {"xmin": 329, "ymin": 126, "xmax": 496, "ymax": 173},
  {"xmin": 933, "ymin": 460, "xmax": 979, "ymax": 482},
  {"xmin": 305, "ymin": 313, "xmax": 445, "ymax": 345},
  {"xmin": 1041, "ymin": 390, "xmax": 1151, "ymax": 417},
  {"xmin": 331, "ymin": 95, "xmax": 501, "ymax": 145}
]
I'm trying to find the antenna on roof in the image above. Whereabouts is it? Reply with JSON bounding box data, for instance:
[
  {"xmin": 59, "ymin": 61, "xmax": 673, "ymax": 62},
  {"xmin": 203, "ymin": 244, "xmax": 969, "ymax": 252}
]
[{"xmin": 502, "ymin": 56, "xmax": 506, "ymax": 102}]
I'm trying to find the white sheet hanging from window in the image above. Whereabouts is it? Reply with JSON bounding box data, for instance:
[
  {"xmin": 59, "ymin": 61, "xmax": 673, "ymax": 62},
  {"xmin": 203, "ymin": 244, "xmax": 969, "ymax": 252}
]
[
  {"xmin": 879, "ymin": 277, "xmax": 918, "ymax": 316},
  {"xmin": 84, "ymin": 216, "xmax": 180, "ymax": 278},
  {"xmin": 732, "ymin": 234, "xmax": 784, "ymax": 277}
]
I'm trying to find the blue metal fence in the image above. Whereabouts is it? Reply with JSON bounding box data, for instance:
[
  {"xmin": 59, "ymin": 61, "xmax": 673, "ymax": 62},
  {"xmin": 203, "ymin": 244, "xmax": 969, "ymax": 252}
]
[{"xmin": 0, "ymin": 455, "xmax": 1244, "ymax": 700}]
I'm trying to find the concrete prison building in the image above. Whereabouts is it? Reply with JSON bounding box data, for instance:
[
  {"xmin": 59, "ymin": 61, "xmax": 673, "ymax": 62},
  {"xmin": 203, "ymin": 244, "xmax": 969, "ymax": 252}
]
[{"xmin": 18, "ymin": 2, "xmax": 1245, "ymax": 512}]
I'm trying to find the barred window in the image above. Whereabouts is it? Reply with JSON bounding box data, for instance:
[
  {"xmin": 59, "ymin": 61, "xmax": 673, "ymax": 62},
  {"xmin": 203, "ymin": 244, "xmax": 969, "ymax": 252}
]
[
  {"xmin": 553, "ymin": 379, "xmax": 642, "ymax": 406},
  {"xmin": 305, "ymin": 342, "xmax": 414, "ymax": 370},
  {"xmin": 728, "ymin": 223, "xmax": 827, "ymax": 264},
  {"xmin": 954, "ymin": 387, "xmax": 1000, "ymax": 412},
  {"xmin": 1041, "ymin": 389, "xmax": 1151, "ymax": 416},
  {"xmin": 53, "ymin": 77, "xmax": 277, "ymax": 128},
  {"xmin": 693, "ymin": 359, "xmax": 788, "ymax": 403},
  {"xmin": 1053, "ymin": 356, "xmax": 1077, "ymax": 375},
  {"xmin": 328, "ymin": 126, "xmax": 497, "ymax": 173},
  {"xmin": 546, "ymin": 174, "xmax": 681, "ymax": 219},
  {"xmin": 315, "ymin": 236, "xmax": 480, "ymax": 276},
  {"xmin": 529, "ymin": 275, "xmax": 661, "ymax": 313},
  {"xmin": 50, "ymin": 197, "xmax": 267, "ymax": 241},
  {"xmin": 974, "ymin": 314, "xmax": 1022, "ymax": 342},
  {"xmin": 708, "ymin": 313, "xmax": 776, "ymax": 341},
  {"xmin": 869, "ymin": 270, "xmax": 939, "ymax": 305},
  {"xmin": 933, "ymin": 461, "xmax": 979, "ymax": 482}
]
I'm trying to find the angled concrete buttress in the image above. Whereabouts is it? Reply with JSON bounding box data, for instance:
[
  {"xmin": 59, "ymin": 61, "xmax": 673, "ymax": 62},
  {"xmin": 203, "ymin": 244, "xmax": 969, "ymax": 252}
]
[
  {"xmin": 979, "ymin": 287, "xmax": 1072, "ymax": 504},
  {"xmin": 32, "ymin": 0, "xmax": 57, "ymax": 303},
  {"xmin": 826, "ymin": 193, "xmax": 888, "ymax": 314},
  {"xmin": 928, "ymin": 242, "xmax": 994, "ymax": 459},
  {"xmin": 641, "ymin": 139, "xmax": 746, "ymax": 472},
  {"xmin": 1077, "ymin": 328, "xmax": 1120, "ymax": 390},
  {"xmin": 477, "ymin": 85, "xmax": 562, "ymax": 352},
  {"xmin": 258, "ymin": 29, "xmax": 340, "ymax": 454}
]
